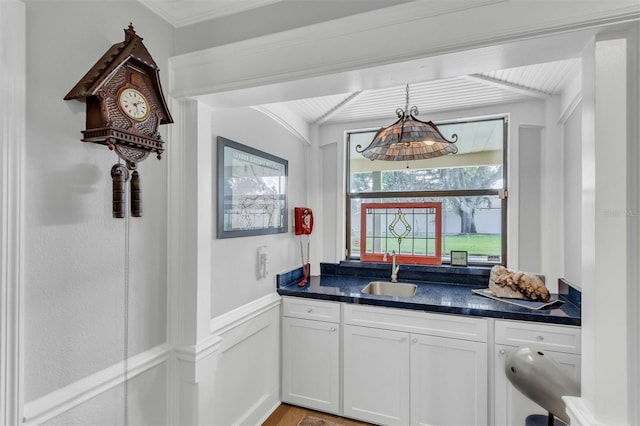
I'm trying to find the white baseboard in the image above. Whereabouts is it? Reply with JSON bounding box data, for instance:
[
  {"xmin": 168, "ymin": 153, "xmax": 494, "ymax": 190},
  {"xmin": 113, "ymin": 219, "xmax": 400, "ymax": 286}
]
[
  {"xmin": 23, "ymin": 343, "xmax": 171, "ymax": 425},
  {"xmin": 235, "ymin": 390, "xmax": 281, "ymax": 426},
  {"xmin": 256, "ymin": 400, "xmax": 282, "ymax": 426}
]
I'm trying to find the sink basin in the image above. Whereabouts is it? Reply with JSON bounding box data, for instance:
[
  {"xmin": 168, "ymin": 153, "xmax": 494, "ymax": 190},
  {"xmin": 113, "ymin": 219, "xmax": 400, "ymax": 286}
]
[{"xmin": 361, "ymin": 281, "xmax": 417, "ymax": 297}]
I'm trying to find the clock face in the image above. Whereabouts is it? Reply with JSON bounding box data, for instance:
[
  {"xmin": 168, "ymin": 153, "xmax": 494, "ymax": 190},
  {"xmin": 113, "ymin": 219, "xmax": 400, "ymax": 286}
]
[{"xmin": 118, "ymin": 88, "xmax": 150, "ymax": 121}]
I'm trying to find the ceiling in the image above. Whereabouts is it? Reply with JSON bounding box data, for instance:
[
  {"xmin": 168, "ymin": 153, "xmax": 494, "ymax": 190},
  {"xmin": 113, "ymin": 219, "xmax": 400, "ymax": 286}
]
[
  {"xmin": 137, "ymin": 0, "xmax": 286, "ymax": 27},
  {"xmin": 261, "ymin": 58, "xmax": 580, "ymax": 125},
  {"xmin": 139, "ymin": 0, "xmax": 582, "ymax": 127}
]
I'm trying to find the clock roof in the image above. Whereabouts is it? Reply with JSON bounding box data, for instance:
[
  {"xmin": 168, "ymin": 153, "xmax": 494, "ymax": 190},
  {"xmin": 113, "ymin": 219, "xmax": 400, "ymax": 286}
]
[{"xmin": 64, "ymin": 24, "xmax": 173, "ymax": 125}]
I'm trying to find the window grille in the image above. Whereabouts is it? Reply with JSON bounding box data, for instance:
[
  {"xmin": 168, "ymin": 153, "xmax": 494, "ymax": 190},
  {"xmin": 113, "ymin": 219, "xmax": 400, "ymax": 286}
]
[{"xmin": 360, "ymin": 202, "xmax": 442, "ymax": 265}]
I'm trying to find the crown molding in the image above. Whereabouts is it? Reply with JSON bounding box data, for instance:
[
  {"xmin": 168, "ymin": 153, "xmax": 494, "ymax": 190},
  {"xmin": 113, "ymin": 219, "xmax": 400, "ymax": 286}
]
[{"xmin": 137, "ymin": 0, "xmax": 284, "ymax": 28}]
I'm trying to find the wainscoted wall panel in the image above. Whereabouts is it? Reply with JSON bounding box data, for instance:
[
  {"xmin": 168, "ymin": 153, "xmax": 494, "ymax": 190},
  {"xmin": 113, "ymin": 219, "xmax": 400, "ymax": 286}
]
[
  {"xmin": 204, "ymin": 295, "xmax": 281, "ymax": 426},
  {"xmin": 45, "ymin": 362, "xmax": 168, "ymax": 426},
  {"xmin": 23, "ymin": 344, "xmax": 171, "ymax": 425}
]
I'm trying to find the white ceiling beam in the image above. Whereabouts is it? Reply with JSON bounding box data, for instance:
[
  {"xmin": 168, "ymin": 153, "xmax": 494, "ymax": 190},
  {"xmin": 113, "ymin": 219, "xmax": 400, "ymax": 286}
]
[
  {"xmin": 463, "ymin": 74, "xmax": 550, "ymax": 100},
  {"xmin": 314, "ymin": 91, "xmax": 363, "ymax": 125}
]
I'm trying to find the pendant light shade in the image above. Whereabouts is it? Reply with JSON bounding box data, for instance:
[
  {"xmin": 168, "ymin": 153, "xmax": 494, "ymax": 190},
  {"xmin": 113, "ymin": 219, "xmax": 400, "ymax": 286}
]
[{"xmin": 356, "ymin": 85, "xmax": 458, "ymax": 161}]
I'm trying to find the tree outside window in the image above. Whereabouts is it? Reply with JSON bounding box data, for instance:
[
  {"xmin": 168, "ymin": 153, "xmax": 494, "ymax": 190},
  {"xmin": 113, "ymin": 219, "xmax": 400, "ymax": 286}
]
[{"xmin": 347, "ymin": 116, "xmax": 507, "ymax": 264}]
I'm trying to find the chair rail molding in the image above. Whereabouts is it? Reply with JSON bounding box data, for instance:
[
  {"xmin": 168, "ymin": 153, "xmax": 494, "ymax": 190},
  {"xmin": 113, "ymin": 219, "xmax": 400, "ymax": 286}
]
[
  {"xmin": 22, "ymin": 344, "xmax": 171, "ymax": 426},
  {"xmin": 174, "ymin": 335, "xmax": 223, "ymax": 384},
  {"xmin": 0, "ymin": 1, "xmax": 26, "ymax": 425},
  {"xmin": 209, "ymin": 292, "xmax": 281, "ymax": 336}
]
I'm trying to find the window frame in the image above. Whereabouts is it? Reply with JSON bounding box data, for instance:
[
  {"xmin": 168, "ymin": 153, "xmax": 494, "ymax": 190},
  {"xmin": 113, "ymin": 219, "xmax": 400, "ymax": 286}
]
[{"xmin": 345, "ymin": 115, "xmax": 509, "ymax": 266}]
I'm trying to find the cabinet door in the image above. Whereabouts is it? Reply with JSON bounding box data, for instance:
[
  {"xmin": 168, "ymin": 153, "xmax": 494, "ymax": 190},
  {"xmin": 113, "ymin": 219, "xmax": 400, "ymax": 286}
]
[
  {"xmin": 411, "ymin": 334, "xmax": 488, "ymax": 426},
  {"xmin": 343, "ymin": 325, "xmax": 410, "ymax": 425},
  {"xmin": 494, "ymin": 344, "xmax": 581, "ymax": 426},
  {"xmin": 282, "ymin": 317, "xmax": 340, "ymax": 413}
]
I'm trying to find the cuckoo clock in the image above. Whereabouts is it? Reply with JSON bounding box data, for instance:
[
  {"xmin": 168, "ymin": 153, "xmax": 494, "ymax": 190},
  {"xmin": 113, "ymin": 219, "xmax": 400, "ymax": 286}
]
[{"xmin": 64, "ymin": 24, "xmax": 173, "ymax": 171}]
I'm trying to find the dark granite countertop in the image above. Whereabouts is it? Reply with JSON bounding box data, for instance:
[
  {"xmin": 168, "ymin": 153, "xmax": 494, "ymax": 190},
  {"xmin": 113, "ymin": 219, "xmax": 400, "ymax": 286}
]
[{"xmin": 277, "ymin": 262, "xmax": 581, "ymax": 326}]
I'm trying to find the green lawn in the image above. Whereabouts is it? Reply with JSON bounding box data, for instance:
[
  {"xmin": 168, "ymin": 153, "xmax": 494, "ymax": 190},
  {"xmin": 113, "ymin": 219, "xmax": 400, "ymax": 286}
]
[
  {"xmin": 356, "ymin": 234, "xmax": 501, "ymax": 256},
  {"xmin": 442, "ymin": 234, "xmax": 501, "ymax": 256}
]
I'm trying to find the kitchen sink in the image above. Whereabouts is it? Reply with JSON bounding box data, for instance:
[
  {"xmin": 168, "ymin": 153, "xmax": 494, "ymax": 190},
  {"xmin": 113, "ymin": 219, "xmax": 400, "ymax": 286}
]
[{"xmin": 361, "ymin": 281, "xmax": 417, "ymax": 297}]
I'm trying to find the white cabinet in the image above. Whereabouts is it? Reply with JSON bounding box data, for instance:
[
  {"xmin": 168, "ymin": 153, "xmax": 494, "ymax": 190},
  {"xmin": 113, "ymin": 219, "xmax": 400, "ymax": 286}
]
[
  {"xmin": 280, "ymin": 296, "xmax": 581, "ymax": 426},
  {"xmin": 343, "ymin": 304, "xmax": 488, "ymax": 426},
  {"xmin": 343, "ymin": 325, "xmax": 410, "ymax": 425},
  {"xmin": 411, "ymin": 333, "xmax": 487, "ymax": 426},
  {"xmin": 493, "ymin": 320, "xmax": 581, "ymax": 426},
  {"xmin": 281, "ymin": 298, "xmax": 340, "ymax": 414}
]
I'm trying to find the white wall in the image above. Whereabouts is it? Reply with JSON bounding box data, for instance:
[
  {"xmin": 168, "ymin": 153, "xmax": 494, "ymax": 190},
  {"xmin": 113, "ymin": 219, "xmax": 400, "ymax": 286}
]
[
  {"xmin": 591, "ymin": 35, "xmax": 628, "ymax": 424},
  {"xmin": 209, "ymin": 107, "xmax": 309, "ymax": 317},
  {"xmin": 20, "ymin": 1, "xmax": 174, "ymax": 424},
  {"xmin": 518, "ymin": 127, "xmax": 542, "ymax": 273},
  {"xmin": 563, "ymin": 103, "xmax": 582, "ymax": 287},
  {"xmin": 166, "ymin": 102, "xmax": 292, "ymax": 425},
  {"xmin": 1, "ymin": 2, "xmax": 25, "ymax": 424}
]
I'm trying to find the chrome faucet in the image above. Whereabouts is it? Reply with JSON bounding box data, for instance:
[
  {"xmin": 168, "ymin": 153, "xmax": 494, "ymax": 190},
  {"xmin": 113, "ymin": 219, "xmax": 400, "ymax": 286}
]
[{"xmin": 383, "ymin": 250, "xmax": 400, "ymax": 283}]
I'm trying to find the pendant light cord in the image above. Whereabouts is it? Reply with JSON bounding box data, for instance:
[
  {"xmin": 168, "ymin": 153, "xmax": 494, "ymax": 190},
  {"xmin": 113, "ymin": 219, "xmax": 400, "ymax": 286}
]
[{"xmin": 404, "ymin": 84, "xmax": 410, "ymax": 113}]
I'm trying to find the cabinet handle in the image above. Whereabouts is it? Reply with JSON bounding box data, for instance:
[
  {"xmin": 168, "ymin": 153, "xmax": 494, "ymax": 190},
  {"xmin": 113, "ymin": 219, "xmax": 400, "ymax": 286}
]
[
  {"xmin": 499, "ymin": 349, "xmax": 506, "ymax": 355},
  {"xmin": 330, "ymin": 327, "xmax": 337, "ymax": 332},
  {"xmin": 412, "ymin": 338, "xmax": 418, "ymax": 344},
  {"xmin": 307, "ymin": 308, "xmax": 313, "ymax": 313},
  {"xmin": 536, "ymin": 335, "xmax": 544, "ymax": 341}
]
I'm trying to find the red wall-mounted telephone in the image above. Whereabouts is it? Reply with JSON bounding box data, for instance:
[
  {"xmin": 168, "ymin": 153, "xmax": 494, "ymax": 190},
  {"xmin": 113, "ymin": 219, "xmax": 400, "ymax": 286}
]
[{"xmin": 294, "ymin": 207, "xmax": 314, "ymax": 235}]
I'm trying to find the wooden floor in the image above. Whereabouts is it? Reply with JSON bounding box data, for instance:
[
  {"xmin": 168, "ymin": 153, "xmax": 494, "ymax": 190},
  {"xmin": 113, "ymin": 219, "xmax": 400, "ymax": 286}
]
[{"xmin": 262, "ymin": 403, "xmax": 374, "ymax": 426}]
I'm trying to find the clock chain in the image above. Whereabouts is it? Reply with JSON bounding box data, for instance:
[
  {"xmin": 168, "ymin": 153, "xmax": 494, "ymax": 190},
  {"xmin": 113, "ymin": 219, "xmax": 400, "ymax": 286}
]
[{"xmin": 123, "ymin": 182, "xmax": 130, "ymax": 426}]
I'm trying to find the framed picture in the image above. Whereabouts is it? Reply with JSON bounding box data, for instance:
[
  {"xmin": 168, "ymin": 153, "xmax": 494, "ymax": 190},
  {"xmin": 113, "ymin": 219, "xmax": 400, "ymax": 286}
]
[
  {"xmin": 217, "ymin": 136, "xmax": 288, "ymax": 238},
  {"xmin": 450, "ymin": 250, "xmax": 468, "ymax": 267}
]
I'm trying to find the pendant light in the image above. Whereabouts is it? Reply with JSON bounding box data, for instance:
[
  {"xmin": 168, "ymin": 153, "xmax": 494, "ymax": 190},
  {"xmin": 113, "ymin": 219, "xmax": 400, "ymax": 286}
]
[{"xmin": 356, "ymin": 85, "xmax": 458, "ymax": 162}]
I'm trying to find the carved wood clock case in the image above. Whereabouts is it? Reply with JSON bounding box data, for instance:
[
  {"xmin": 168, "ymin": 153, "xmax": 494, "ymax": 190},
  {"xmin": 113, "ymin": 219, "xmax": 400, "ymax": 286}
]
[
  {"xmin": 65, "ymin": 24, "xmax": 173, "ymax": 171},
  {"xmin": 65, "ymin": 24, "xmax": 173, "ymax": 218}
]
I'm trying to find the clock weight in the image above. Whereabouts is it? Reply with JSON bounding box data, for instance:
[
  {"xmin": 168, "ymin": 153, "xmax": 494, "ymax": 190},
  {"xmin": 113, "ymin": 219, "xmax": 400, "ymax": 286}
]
[
  {"xmin": 131, "ymin": 171, "xmax": 142, "ymax": 217},
  {"xmin": 111, "ymin": 164, "xmax": 129, "ymax": 219}
]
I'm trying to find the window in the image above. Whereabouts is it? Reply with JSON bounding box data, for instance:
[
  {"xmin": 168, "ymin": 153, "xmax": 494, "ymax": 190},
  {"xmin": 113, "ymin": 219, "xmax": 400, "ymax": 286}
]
[{"xmin": 346, "ymin": 116, "xmax": 507, "ymax": 265}]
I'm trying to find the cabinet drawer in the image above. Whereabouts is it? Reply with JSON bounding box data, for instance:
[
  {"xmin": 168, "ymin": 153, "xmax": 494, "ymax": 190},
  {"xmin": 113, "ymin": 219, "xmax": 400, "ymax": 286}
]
[
  {"xmin": 282, "ymin": 297, "xmax": 341, "ymax": 322},
  {"xmin": 344, "ymin": 304, "xmax": 487, "ymax": 342},
  {"xmin": 495, "ymin": 320, "xmax": 581, "ymax": 354}
]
